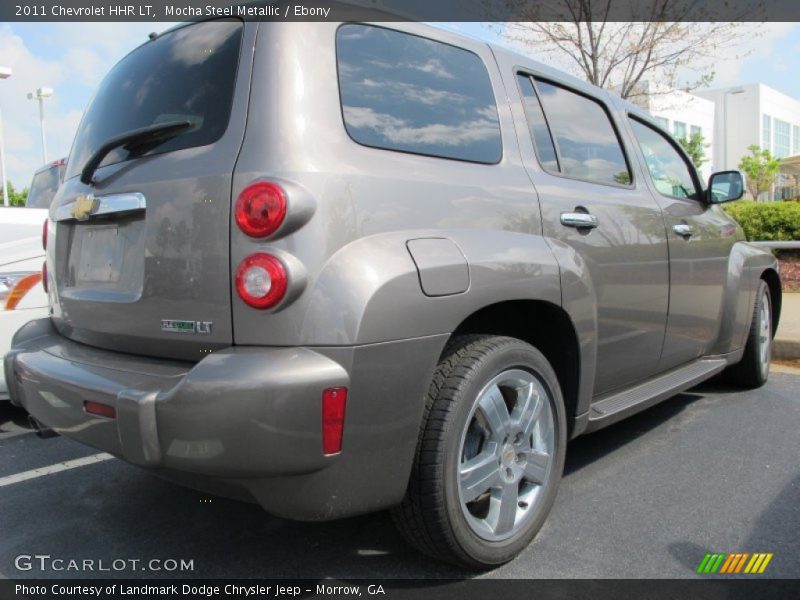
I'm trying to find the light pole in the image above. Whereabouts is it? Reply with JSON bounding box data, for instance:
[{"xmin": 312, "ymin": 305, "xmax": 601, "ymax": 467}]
[
  {"xmin": 27, "ymin": 87, "xmax": 53, "ymax": 165},
  {"xmin": 722, "ymin": 87, "xmax": 745, "ymax": 170},
  {"xmin": 0, "ymin": 66, "xmax": 10, "ymax": 207}
]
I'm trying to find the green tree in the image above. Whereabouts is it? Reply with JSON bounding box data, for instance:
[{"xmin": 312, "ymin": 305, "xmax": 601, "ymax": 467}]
[
  {"xmin": 738, "ymin": 145, "xmax": 781, "ymax": 201},
  {"xmin": 678, "ymin": 132, "xmax": 708, "ymax": 169},
  {"xmin": 5, "ymin": 181, "xmax": 29, "ymax": 206}
]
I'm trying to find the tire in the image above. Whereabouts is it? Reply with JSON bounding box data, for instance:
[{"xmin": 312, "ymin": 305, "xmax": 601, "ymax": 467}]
[
  {"xmin": 726, "ymin": 280, "xmax": 773, "ymax": 388},
  {"xmin": 392, "ymin": 335, "xmax": 567, "ymax": 569}
]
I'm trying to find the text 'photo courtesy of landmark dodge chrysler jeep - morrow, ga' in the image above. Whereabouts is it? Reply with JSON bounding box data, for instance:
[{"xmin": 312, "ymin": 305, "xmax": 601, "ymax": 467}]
[{"xmin": 5, "ymin": 19, "xmax": 781, "ymax": 569}]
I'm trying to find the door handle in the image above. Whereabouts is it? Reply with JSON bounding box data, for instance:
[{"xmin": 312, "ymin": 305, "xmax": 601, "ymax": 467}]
[
  {"xmin": 560, "ymin": 212, "xmax": 598, "ymax": 229},
  {"xmin": 673, "ymin": 223, "xmax": 694, "ymax": 238}
]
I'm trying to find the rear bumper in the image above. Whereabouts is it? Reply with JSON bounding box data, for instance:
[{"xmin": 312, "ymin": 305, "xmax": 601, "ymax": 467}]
[{"xmin": 5, "ymin": 319, "xmax": 446, "ymax": 520}]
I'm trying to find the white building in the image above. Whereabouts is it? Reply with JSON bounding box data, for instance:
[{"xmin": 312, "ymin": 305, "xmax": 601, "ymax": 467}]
[{"xmin": 697, "ymin": 83, "xmax": 800, "ymax": 199}]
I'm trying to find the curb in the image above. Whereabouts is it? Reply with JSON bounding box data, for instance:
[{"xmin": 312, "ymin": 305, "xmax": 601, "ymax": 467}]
[{"xmin": 773, "ymin": 339, "xmax": 800, "ymax": 360}]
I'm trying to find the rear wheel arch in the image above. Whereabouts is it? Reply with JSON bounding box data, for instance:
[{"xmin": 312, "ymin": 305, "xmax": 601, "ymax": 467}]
[{"xmin": 447, "ymin": 300, "xmax": 581, "ymax": 438}]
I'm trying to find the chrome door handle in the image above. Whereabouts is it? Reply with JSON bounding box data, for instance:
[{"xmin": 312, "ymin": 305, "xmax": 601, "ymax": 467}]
[
  {"xmin": 673, "ymin": 223, "xmax": 694, "ymax": 237},
  {"xmin": 560, "ymin": 212, "xmax": 598, "ymax": 229}
]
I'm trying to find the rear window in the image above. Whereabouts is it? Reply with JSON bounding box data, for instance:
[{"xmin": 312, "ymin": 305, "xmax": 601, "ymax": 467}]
[
  {"xmin": 336, "ymin": 24, "xmax": 502, "ymax": 164},
  {"xmin": 65, "ymin": 20, "xmax": 243, "ymax": 181},
  {"xmin": 26, "ymin": 164, "xmax": 65, "ymax": 208}
]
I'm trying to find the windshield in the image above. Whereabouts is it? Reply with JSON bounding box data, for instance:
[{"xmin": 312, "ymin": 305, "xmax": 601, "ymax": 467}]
[
  {"xmin": 65, "ymin": 19, "xmax": 243, "ymax": 181},
  {"xmin": 26, "ymin": 164, "xmax": 64, "ymax": 208}
]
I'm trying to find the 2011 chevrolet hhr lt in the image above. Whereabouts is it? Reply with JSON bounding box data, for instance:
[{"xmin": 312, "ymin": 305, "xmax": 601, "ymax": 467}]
[{"xmin": 5, "ymin": 19, "xmax": 780, "ymax": 568}]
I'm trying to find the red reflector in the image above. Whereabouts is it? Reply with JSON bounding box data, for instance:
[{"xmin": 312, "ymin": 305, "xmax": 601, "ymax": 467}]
[
  {"xmin": 322, "ymin": 387, "xmax": 347, "ymax": 455},
  {"xmin": 42, "ymin": 219, "xmax": 48, "ymax": 251},
  {"xmin": 41, "ymin": 261, "xmax": 48, "ymax": 294},
  {"xmin": 235, "ymin": 182, "xmax": 287, "ymax": 238},
  {"xmin": 84, "ymin": 401, "xmax": 116, "ymax": 419}
]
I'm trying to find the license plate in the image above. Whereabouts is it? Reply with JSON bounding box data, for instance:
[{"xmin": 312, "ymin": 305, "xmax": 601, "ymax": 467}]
[{"xmin": 75, "ymin": 225, "xmax": 123, "ymax": 284}]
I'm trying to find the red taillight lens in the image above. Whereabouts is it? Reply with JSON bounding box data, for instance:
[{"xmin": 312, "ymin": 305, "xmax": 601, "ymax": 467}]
[
  {"xmin": 235, "ymin": 182, "xmax": 287, "ymax": 238},
  {"xmin": 42, "ymin": 219, "xmax": 48, "ymax": 250},
  {"xmin": 41, "ymin": 261, "xmax": 48, "ymax": 294},
  {"xmin": 322, "ymin": 387, "xmax": 347, "ymax": 455},
  {"xmin": 234, "ymin": 253, "xmax": 288, "ymax": 309},
  {"xmin": 84, "ymin": 400, "xmax": 116, "ymax": 419}
]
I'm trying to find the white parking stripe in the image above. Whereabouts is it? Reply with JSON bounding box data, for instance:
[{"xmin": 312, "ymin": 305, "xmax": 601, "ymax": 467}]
[{"xmin": 0, "ymin": 453, "xmax": 114, "ymax": 487}]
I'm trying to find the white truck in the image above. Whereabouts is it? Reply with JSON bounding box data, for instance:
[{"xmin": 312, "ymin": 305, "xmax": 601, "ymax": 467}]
[{"xmin": 0, "ymin": 206, "xmax": 48, "ymax": 400}]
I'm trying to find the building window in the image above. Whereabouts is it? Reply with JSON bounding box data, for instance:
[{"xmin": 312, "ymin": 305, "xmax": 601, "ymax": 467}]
[
  {"xmin": 762, "ymin": 114, "xmax": 772, "ymax": 151},
  {"xmin": 673, "ymin": 121, "xmax": 687, "ymax": 139},
  {"xmin": 774, "ymin": 119, "xmax": 790, "ymax": 158},
  {"xmin": 793, "ymin": 125, "xmax": 799, "ymax": 156},
  {"xmin": 690, "ymin": 125, "xmax": 702, "ymax": 138},
  {"xmin": 653, "ymin": 116, "xmax": 669, "ymax": 130}
]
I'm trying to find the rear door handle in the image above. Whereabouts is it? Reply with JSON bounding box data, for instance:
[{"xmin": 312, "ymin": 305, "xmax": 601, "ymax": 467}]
[
  {"xmin": 673, "ymin": 223, "xmax": 694, "ymax": 238},
  {"xmin": 560, "ymin": 212, "xmax": 598, "ymax": 229}
]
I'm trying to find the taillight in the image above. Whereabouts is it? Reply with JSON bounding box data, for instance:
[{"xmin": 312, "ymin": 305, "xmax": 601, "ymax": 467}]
[
  {"xmin": 42, "ymin": 219, "xmax": 48, "ymax": 250},
  {"xmin": 235, "ymin": 182, "xmax": 287, "ymax": 238},
  {"xmin": 234, "ymin": 253, "xmax": 288, "ymax": 309},
  {"xmin": 41, "ymin": 261, "xmax": 48, "ymax": 294},
  {"xmin": 322, "ymin": 387, "xmax": 347, "ymax": 455}
]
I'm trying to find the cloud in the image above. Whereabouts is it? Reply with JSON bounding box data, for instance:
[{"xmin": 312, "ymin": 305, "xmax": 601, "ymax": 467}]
[
  {"xmin": 0, "ymin": 22, "xmax": 173, "ymax": 188},
  {"xmin": 343, "ymin": 105, "xmax": 499, "ymax": 147}
]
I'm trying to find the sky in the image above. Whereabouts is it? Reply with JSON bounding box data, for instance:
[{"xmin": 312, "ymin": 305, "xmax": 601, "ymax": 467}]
[{"xmin": 0, "ymin": 21, "xmax": 798, "ymax": 189}]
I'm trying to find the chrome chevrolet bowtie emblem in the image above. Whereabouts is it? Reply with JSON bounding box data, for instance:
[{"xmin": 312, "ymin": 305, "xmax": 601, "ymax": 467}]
[{"xmin": 70, "ymin": 194, "xmax": 98, "ymax": 221}]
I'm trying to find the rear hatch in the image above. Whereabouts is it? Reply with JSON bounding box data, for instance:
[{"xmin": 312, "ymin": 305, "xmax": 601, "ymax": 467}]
[{"xmin": 48, "ymin": 19, "xmax": 254, "ymax": 362}]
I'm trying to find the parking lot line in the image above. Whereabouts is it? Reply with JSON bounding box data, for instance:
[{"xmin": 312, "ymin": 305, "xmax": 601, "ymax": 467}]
[{"xmin": 0, "ymin": 453, "xmax": 114, "ymax": 487}]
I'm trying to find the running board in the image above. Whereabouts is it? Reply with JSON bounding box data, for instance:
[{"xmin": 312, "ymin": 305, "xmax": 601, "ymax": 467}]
[{"xmin": 585, "ymin": 358, "xmax": 727, "ymax": 433}]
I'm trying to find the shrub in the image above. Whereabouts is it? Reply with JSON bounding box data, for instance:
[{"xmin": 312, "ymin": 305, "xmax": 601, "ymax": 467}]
[{"xmin": 722, "ymin": 200, "xmax": 800, "ymax": 242}]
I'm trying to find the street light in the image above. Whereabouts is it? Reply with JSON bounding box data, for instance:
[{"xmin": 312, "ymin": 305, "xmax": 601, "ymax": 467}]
[
  {"xmin": 27, "ymin": 86, "xmax": 53, "ymax": 165},
  {"xmin": 723, "ymin": 87, "xmax": 745, "ymax": 170},
  {"xmin": 0, "ymin": 66, "xmax": 11, "ymax": 207}
]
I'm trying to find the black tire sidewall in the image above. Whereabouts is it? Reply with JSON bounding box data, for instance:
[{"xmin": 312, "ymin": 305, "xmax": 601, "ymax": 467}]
[
  {"xmin": 439, "ymin": 340, "xmax": 567, "ymax": 566},
  {"xmin": 754, "ymin": 281, "xmax": 772, "ymax": 383}
]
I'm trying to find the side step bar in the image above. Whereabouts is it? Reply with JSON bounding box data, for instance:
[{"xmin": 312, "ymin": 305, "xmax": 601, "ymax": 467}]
[{"xmin": 586, "ymin": 358, "xmax": 727, "ymax": 433}]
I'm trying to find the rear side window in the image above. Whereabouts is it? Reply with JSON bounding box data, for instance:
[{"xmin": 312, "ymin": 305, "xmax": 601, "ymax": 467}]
[
  {"xmin": 336, "ymin": 24, "xmax": 502, "ymax": 164},
  {"xmin": 525, "ymin": 78, "xmax": 631, "ymax": 186},
  {"xmin": 26, "ymin": 164, "xmax": 63, "ymax": 208},
  {"xmin": 517, "ymin": 74, "xmax": 558, "ymax": 171},
  {"xmin": 629, "ymin": 118, "xmax": 700, "ymax": 200},
  {"xmin": 65, "ymin": 20, "xmax": 243, "ymax": 181}
]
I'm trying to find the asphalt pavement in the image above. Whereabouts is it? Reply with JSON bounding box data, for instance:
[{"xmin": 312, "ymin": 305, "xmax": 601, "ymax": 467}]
[{"xmin": 0, "ymin": 370, "xmax": 798, "ymax": 580}]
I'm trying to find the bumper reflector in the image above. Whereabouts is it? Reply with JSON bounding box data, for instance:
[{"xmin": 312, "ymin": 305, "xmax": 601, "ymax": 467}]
[
  {"xmin": 84, "ymin": 400, "xmax": 116, "ymax": 419},
  {"xmin": 322, "ymin": 387, "xmax": 347, "ymax": 455}
]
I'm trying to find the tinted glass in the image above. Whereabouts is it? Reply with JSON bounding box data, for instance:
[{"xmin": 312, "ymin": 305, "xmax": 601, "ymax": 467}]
[
  {"xmin": 26, "ymin": 164, "xmax": 62, "ymax": 208},
  {"xmin": 630, "ymin": 118, "xmax": 699, "ymax": 200},
  {"xmin": 337, "ymin": 24, "xmax": 502, "ymax": 164},
  {"xmin": 517, "ymin": 74, "xmax": 558, "ymax": 171},
  {"xmin": 66, "ymin": 20, "xmax": 243, "ymax": 181},
  {"xmin": 534, "ymin": 79, "xmax": 631, "ymax": 185}
]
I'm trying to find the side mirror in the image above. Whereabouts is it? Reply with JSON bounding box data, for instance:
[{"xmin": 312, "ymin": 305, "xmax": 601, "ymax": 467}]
[{"xmin": 708, "ymin": 170, "xmax": 745, "ymax": 204}]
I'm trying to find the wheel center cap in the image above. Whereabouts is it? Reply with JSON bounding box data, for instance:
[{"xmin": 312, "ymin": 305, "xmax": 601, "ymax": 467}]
[{"xmin": 502, "ymin": 445, "xmax": 515, "ymax": 467}]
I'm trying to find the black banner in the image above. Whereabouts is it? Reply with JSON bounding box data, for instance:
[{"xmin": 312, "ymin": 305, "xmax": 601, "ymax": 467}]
[
  {"xmin": 3, "ymin": 579, "xmax": 800, "ymax": 600},
  {"xmin": 2, "ymin": 0, "xmax": 800, "ymax": 22}
]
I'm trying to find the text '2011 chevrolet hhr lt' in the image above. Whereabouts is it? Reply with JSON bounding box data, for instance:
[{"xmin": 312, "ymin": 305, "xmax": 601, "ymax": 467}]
[{"xmin": 5, "ymin": 20, "xmax": 779, "ymax": 568}]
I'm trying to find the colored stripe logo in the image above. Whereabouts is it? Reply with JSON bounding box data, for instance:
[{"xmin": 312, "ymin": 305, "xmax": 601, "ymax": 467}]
[{"xmin": 697, "ymin": 552, "xmax": 773, "ymax": 574}]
